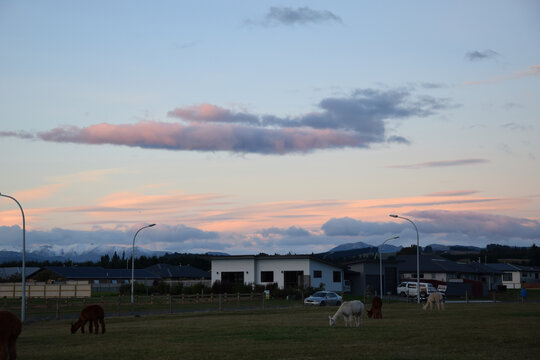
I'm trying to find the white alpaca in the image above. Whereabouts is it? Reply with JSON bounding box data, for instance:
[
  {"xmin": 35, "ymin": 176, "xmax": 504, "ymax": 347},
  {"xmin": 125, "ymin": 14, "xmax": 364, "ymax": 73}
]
[
  {"xmin": 422, "ymin": 292, "xmax": 445, "ymax": 311},
  {"xmin": 328, "ymin": 300, "xmax": 365, "ymax": 327}
]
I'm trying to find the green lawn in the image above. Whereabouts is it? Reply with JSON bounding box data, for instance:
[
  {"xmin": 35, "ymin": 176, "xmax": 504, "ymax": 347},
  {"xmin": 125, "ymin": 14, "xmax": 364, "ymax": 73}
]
[{"xmin": 17, "ymin": 302, "xmax": 540, "ymax": 360}]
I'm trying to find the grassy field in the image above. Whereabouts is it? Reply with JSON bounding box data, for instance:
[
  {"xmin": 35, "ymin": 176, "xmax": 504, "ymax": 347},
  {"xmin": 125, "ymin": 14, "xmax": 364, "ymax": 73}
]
[{"xmin": 15, "ymin": 301, "xmax": 540, "ymax": 360}]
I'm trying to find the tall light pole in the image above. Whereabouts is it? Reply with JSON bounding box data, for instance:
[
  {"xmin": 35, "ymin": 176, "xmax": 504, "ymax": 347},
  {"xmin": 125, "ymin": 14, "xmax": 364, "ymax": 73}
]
[
  {"xmin": 379, "ymin": 236, "xmax": 399, "ymax": 298},
  {"xmin": 131, "ymin": 224, "xmax": 155, "ymax": 304},
  {"xmin": 0, "ymin": 193, "xmax": 26, "ymax": 322},
  {"xmin": 390, "ymin": 214, "xmax": 420, "ymax": 304}
]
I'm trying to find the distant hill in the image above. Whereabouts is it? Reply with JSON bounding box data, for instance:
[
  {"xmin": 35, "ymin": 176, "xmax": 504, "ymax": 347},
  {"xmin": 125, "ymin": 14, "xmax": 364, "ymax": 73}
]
[
  {"xmin": 0, "ymin": 246, "xmax": 166, "ymax": 265},
  {"xmin": 328, "ymin": 241, "xmax": 402, "ymax": 254}
]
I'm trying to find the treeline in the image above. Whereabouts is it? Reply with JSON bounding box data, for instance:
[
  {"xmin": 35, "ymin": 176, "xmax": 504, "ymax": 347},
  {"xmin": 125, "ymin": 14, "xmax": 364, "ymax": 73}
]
[
  {"xmin": 436, "ymin": 244, "xmax": 540, "ymax": 265},
  {"xmin": 1, "ymin": 252, "xmax": 212, "ymax": 271}
]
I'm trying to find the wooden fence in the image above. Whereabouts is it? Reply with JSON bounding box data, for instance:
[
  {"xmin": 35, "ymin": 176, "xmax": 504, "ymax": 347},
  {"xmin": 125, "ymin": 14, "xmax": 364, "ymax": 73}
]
[{"xmin": 0, "ymin": 282, "xmax": 92, "ymax": 298}]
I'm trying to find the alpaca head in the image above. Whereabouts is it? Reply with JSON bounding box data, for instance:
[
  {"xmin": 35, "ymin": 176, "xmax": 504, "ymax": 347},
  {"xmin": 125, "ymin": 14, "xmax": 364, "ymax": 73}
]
[
  {"xmin": 328, "ymin": 315, "xmax": 336, "ymax": 327},
  {"xmin": 367, "ymin": 309, "xmax": 373, "ymax": 318},
  {"xmin": 70, "ymin": 322, "xmax": 77, "ymax": 334}
]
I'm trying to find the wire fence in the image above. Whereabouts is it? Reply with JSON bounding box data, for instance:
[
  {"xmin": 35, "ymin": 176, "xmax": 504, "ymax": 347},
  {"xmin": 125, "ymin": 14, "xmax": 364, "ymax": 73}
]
[{"xmin": 1, "ymin": 292, "xmax": 301, "ymax": 322}]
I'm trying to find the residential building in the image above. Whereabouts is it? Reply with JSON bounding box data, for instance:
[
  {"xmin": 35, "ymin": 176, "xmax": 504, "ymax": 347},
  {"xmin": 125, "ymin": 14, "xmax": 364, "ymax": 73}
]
[{"xmin": 211, "ymin": 254, "xmax": 346, "ymax": 292}]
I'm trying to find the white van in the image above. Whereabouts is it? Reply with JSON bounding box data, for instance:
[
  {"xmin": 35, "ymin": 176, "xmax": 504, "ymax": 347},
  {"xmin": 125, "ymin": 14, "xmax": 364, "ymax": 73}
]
[{"xmin": 397, "ymin": 281, "xmax": 437, "ymax": 298}]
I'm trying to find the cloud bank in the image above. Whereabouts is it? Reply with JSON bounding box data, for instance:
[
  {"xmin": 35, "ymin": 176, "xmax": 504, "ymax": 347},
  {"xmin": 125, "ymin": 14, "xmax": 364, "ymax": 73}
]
[
  {"xmin": 1, "ymin": 88, "xmax": 449, "ymax": 155},
  {"xmin": 2, "ymin": 210, "xmax": 537, "ymax": 256},
  {"xmin": 322, "ymin": 211, "xmax": 540, "ymax": 246}
]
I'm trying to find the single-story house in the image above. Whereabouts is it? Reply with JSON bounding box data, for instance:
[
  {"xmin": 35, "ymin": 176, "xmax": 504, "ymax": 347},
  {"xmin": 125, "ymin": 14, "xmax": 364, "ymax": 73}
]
[
  {"xmin": 485, "ymin": 263, "xmax": 540, "ymax": 289},
  {"xmin": 211, "ymin": 254, "xmax": 346, "ymax": 292},
  {"xmin": 31, "ymin": 266, "xmax": 160, "ymax": 286}
]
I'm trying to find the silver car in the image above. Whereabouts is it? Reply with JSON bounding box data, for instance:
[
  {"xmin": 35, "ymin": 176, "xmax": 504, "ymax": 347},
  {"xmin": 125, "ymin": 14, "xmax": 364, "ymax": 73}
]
[{"xmin": 304, "ymin": 291, "xmax": 342, "ymax": 306}]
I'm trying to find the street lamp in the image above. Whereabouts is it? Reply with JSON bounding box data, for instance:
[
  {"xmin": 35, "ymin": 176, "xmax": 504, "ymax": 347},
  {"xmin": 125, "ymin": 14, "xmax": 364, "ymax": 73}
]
[
  {"xmin": 389, "ymin": 214, "xmax": 421, "ymax": 304},
  {"xmin": 379, "ymin": 236, "xmax": 399, "ymax": 298},
  {"xmin": 0, "ymin": 192, "xmax": 26, "ymax": 322},
  {"xmin": 131, "ymin": 224, "xmax": 155, "ymax": 304}
]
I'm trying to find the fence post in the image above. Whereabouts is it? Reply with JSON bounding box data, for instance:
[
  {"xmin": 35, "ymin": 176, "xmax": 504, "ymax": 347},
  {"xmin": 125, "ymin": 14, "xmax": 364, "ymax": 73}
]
[
  {"xmin": 465, "ymin": 290, "xmax": 469, "ymax": 304},
  {"xmin": 117, "ymin": 295, "xmax": 121, "ymax": 316},
  {"xmin": 169, "ymin": 294, "xmax": 173, "ymax": 314},
  {"xmin": 56, "ymin": 298, "xmax": 60, "ymax": 320},
  {"xmin": 237, "ymin": 292, "xmax": 240, "ymax": 306},
  {"xmin": 262, "ymin": 292, "xmax": 265, "ymax": 310},
  {"xmin": 219, "ymin": 293, "xmax": 222, "ymax": 312}
]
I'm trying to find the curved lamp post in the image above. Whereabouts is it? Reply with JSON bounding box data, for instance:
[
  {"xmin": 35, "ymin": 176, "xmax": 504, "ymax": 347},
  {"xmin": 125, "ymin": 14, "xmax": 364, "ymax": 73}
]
[
  {"xmin": 389, "ymin": 214, "xmax": 420, "ymax": 304},
  {"xmin": 131, "ymin": 224, "xmax": 155, "ymax": 304},
  {"xmin": 0, "ymin": 193, "xmax": 26, "ymax": 322},
  {"xmin": 379, "ymin": 236, "xmax": 399, "ymax": 298}
]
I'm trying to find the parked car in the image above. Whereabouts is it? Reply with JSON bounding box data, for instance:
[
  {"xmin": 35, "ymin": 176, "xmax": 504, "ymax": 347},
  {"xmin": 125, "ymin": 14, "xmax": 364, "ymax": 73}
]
[
  {"xmin": 304, "ymin": 291, "xmax": 342, "ymax": 306},
  {"xmin": 397, "ymin": 282, "xmax": 437, "ymax": 298}
]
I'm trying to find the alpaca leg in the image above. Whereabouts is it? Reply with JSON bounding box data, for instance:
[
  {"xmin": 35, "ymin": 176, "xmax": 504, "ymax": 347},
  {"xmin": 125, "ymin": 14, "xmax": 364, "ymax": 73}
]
[
  {"xmin": 100, "ymin": 318, "xmax": 106, "ymax": 334},
  {"xmin": 93, "ymin": 320, "xmax": 99, "ymax": 334},
  {"xmin": 0, "ymin": 342, "xmax": 7, "ymax": 360},
  {"xmin": 81, "ymin": 321, "xmax": 85, "ymax": 334},
  {"xmin": 8, "ymin": 339, "xmax": 17, "ymax": 360}
]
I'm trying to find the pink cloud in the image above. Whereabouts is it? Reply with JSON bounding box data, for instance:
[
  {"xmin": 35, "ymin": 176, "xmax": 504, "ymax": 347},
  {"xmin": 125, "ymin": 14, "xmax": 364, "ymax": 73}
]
[
  {"xmin": 34, "ymin": 121, "xmax": 362, "ymax": 154},
  {"xmin": 464, "ymin": 64, "xmax": 540, "ymax": 85}
]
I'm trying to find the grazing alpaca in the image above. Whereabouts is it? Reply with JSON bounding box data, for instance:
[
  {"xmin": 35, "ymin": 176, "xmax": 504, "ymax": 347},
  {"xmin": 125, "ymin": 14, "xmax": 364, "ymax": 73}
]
[
  {"xmin": 71, "ymin": 304, "xmax": 106, "ymax": 334},
  {"xmin": 328, "ymin": 300, "xmax": 364, "ymax": 327},
  {"xmin": 0, "ymin": 311, "xmax": 22, "ymax": 360},
  {"xmin": 367, "ymin": 296, "xmax": 383, "ymax": 319},
  {"xmin": 422, "ymin": 292, "xmax": 445, "ymax": 311}
]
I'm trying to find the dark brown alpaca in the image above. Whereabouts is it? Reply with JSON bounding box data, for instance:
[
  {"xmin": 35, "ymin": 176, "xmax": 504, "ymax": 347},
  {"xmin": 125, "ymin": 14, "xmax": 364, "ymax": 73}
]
[
  {"xmin": 71, "ymin": 304, "xmax": 106, "ymax": 334},
  {"xmin": 0, "ymin": 311, "xmax": 22, "ymax": 360},
  {"xmin": 366, "ymin": 296, "xmax": 383, "ymax": 319}
]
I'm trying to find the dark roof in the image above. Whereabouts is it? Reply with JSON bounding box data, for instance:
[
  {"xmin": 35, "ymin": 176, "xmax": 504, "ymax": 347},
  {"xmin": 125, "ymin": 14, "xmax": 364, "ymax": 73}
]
[
  {"xmin": 0, "ymin": 267, "xmax": 41, "ymax": 279},
  {"xmin": 396, "ymin": 255, "xmax": 503, "ymax": 274},
  {"xmin": 44, "ymin": 266, "xmax": 159, "ymax": 280},
  {"xmin": 210, "ymin": 254, "xmax": 344, "ymax": 269},
  {"xmin": 145, "ymin": 263, "xmax": 210, "ymax": 279},
  {"xmin": 484, "ymin": 263, "xmax": 521, "ymax": 272}
]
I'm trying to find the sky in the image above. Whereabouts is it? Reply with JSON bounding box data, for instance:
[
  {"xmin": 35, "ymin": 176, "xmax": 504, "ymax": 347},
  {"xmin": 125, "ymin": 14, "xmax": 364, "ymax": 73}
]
[{"xmin": 1, "ymin": 0, "xmax": 539, "ymax": 256}]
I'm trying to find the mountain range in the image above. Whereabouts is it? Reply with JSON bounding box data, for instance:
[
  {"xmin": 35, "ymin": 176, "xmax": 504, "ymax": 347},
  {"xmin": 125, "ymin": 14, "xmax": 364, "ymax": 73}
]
[{"xmin": 0, "ymin": 242, "xmax": 484, "ymax": 264}]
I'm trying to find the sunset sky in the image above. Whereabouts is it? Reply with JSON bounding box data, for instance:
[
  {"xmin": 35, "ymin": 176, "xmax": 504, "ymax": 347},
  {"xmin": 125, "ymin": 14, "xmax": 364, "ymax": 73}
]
[{"xmin": 1, "ymin": 1, "xmax": 539, "ymax": 256}]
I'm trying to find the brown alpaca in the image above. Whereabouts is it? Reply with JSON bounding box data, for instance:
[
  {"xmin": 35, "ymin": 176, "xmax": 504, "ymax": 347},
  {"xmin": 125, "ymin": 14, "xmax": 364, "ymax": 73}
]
[
  {"xmin": 0, "ymin": 311, "xmax": 22, "ymax": 360},
  {"xmin": 71, "ymin": 305, "xmax": 106, "ymax": 334},
  {"xmin": 366, "ymin": 296, "xmax": 383, "ymax": 319}
]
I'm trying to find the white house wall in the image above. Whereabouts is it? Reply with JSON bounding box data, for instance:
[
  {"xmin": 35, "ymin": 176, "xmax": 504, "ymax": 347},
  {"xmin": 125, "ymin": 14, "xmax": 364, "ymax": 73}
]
[
  {"xmin": 211, "ymin": 259, "xmax": 256, "ymax": 285},
  {"xmin": 211, "ymin": 257, "xmax": 343, "ymax": 292}
]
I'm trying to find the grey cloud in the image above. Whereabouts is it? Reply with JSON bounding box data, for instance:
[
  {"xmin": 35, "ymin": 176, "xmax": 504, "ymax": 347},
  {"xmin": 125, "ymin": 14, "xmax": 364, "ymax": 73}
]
[
  {"xmin": 3, "ymin": 88, "xmax": 450, "ymax": 155},
  {"xmin": 321, "ymin": 211, "xmax": 539, "ymax": 247},
  {"xmin": 258, "ymin": 226, "xmax": 311, "ymax": 237},
  {"xmin": 387, "ymin": 158, "xmax": 489, "ymax": 169},
  {"xmin": 408, "ymin": 210, "xmax": 540, "ymax": 240},
  {"xmin": 466, "ymin": 49, "xmax": 499, "ymax": 61},
  {"xmin": 322, "ymin": 217, "xmax": 401, "ymax": 236},
  {"xmin": 259, "ymin": 7, "xmax": 342, "ymax": 26}
]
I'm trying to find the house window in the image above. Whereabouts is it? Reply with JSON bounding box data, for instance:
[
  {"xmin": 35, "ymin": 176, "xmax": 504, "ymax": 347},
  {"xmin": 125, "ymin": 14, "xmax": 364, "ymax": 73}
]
[
  {"xmin": 261, "ymin": 271, "xmax": 274, "ymax": 282},
  {"xmin": 313, "ymin": 270, "xmax": 322, "ymax": 278},
  {"xmin": 221, "ymin": 272, "xmax": 244, "ymax": 284},
  {"xmin": 503, "ymin": 273, "xmax": 513, "ymax": 281},
  {"xmin": 333, "ymin": 271, "xmax": 341, "ymax": 283}
]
